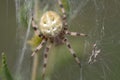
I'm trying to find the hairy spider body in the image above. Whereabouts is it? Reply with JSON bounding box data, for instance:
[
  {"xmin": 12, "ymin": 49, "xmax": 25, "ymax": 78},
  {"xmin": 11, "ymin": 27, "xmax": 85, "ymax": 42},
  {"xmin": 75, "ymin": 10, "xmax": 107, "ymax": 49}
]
[
  {"xmin": 31, "ymin": 0, "xmax": 87, "ymax": 79},
  {"xmin": 40, "ymin": 11, "xmax": 63, "ymax": 37}
]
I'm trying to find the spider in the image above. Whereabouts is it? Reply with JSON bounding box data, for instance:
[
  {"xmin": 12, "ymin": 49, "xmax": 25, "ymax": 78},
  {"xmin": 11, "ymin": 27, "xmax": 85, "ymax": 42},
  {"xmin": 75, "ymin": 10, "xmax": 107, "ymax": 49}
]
[{"xmin": 31, "ymin": 0, "xmax": 87, "ymax": 78}]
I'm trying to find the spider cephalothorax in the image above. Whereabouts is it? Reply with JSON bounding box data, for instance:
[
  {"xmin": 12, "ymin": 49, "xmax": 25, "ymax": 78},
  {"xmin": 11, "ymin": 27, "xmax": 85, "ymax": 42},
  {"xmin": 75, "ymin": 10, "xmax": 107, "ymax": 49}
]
[{"xmin": 31, "ymin": 0, "xmax": 87, "ymax": 79}]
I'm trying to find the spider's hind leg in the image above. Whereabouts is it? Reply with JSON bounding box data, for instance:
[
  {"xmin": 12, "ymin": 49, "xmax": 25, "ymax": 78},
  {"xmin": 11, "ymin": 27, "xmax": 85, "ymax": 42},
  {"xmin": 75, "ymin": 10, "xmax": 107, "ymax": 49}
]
[
  {"xmin": 42, "ymin": 42, "xmax": 52, "ymax": 79},
  {"xmin": 62, "ymin": 37, "xmax": 81, "ymax": 67}
]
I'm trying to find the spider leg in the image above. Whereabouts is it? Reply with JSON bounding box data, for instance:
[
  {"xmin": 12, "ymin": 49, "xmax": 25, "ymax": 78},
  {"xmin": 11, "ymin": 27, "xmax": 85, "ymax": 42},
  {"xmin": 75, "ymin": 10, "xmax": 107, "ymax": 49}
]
[
  {"xmin": 32, "ymin": 16, "xmax": 43, "ymax": 37},
  {"xmin": 31, "ymin": 39, "xmax": 47, "ymax": 56},
  {"xmin": 57, "ymin": 0, "xmax": 68, "ymax": 28},
  {"xmin": 42, "ymin": 42, "xmax": 52, "ymax": 79},
  {"xmin": 62, "ymin": 37, "xmax": 81, "ymax": 67},
  {"xmin": 65, "ymin": 30, "xmax": 88, "ymax": 37},
  {"xmin": 57, "ymin": 0, "xmax": 66, "ymax": 20}
]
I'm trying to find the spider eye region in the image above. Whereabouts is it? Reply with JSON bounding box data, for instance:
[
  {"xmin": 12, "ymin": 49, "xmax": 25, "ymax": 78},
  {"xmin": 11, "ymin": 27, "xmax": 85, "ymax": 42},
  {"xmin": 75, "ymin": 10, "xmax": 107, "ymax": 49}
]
[
  {"xmin": 40, "ymin": 11, "xmax": 63, "ymax": 37},
  {"xmin": 39, "ymin": 11, "xmax": 62, "ymax": 37}
]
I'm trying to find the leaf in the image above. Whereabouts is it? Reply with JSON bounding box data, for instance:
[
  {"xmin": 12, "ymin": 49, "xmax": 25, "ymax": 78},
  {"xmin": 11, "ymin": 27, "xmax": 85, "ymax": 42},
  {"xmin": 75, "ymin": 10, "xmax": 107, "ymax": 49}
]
[
  {"xmin": 28, "ymin": 35, "xmax": 42, "ymax": 49},
  {"xmin": 1, "ymin": 52, "xmax": 13, "ymax": 80}
]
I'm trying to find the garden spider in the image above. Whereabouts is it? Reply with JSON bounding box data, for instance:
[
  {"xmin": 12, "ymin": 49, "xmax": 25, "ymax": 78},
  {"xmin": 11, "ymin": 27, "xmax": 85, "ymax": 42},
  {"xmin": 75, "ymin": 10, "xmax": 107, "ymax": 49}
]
[{"xmin": 31, "ymin": 0, "xmax": 87, "ymax": 78}]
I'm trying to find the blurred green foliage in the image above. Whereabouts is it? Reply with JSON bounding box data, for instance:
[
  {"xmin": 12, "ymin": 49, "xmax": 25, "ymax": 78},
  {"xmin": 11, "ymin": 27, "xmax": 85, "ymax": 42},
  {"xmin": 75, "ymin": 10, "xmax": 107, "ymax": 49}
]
[
  {"xmin": 19, "ymin": 6, "xmax": 29, "ymax": 28},
  {"xmin": 0, "ymin": 52, "xmax": 13, "ymax": 80},
  {"xmin": 28, "ymin": 35, "xmax": 42, "ymax": 49}
]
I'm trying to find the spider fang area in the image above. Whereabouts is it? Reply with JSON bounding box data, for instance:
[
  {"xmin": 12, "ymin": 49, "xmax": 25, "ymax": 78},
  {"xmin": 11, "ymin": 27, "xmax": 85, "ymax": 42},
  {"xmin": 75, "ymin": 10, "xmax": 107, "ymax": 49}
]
[{"xmin": 40, "ymin": 11, "xmax": 63, "ymax": 37}]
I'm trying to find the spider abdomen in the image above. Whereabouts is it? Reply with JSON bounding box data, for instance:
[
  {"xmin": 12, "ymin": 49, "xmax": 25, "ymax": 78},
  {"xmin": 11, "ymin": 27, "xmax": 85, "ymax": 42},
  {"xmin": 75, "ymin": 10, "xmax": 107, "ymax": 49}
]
[{"xmin": 40, "ymin": 11, "xmax": 63, "ymax": 37}]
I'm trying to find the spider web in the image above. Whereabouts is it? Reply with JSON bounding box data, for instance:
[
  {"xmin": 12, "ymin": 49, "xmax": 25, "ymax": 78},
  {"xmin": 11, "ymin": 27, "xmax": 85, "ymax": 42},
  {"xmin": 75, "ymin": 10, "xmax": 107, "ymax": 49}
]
[{"xmin": 14, "ymin": 0, "xmax": 120, "ymax": 80}]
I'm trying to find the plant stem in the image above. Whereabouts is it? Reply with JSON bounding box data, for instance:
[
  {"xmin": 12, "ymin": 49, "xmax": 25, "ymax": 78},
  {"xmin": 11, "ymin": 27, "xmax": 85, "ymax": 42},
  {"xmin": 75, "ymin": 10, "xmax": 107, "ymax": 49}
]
[
  {"xmin": 31, "ymin": 0, "xmax": 39, "ymax": 80},
  {"xmin": 31, "ymin": 54, "xmax": 38, "ymax": 80}
]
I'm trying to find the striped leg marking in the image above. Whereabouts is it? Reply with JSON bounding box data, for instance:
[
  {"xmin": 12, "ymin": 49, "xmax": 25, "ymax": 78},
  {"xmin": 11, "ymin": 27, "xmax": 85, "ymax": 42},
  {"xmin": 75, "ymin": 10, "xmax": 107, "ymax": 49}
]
[
  {"xmin": 65, "ymin": 30, "xmax": 88, "ymax": 37},
  {"xmin": 42, "ymin": 43, "xmax": 52, "ymax": 79},
  {"xmin": 63, "ymin": 37, "xmax": 81, "ymax": 67},
  {"xmin": 57, "ymin": 0, "xmax": 66, "ymax": 19},
  {"xmin": 31, "ymin": 39, "xmax": 47, "ymax": 56},
  {"xmin": 32, "ymin": 17, "xmax": 42, "ymax": 36},
  {"xmin": 57, "ymin": 0, "xmax": 68, "ymax": 28}
]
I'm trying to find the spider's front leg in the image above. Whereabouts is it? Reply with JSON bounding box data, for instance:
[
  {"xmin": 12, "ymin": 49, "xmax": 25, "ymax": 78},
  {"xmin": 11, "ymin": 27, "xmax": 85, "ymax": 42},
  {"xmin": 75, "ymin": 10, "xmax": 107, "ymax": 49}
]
[
  {"xmin": 65, "ymin": 30, "xmax": 88, "ymax": 37},
  {"xmin": 31, "ymin": 16, "xmax": 47, "ymax": 56},
  {"xmin": 32, "ymin": 16, "xmax": 43, "ymax": 37},
  {"xmin": 57, "ymin": 0, "xmax": 68, "ymax": 28},
  {"xmin": 62, "ymin": 37, "xmax": 81, "ymax": 67},
  {"xmin": 42, "ymin": 42, "xmax": 52, "ymax": 79},
  {"xmin": 31, "ymin": 39, "xmax": 47, "ymax": 56},
  {"xmin": 57, "ymin": 0, "xmax": 66, "ymax": 20}
]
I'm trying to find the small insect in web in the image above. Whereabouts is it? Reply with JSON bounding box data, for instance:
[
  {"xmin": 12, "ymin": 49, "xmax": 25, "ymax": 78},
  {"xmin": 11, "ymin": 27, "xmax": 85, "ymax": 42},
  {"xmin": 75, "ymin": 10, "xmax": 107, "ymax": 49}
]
[
  {"xmin": 31, "ymin": 0, "xmax": 87, "ymax": 78},
  {"xmin": 88, "ymin": 43, "xmax": 101, "ymax": 64}
]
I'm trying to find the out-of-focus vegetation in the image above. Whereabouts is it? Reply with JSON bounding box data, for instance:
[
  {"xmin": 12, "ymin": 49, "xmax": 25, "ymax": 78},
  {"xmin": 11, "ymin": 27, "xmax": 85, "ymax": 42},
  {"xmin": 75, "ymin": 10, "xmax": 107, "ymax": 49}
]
[{"xmin": 0, "ymin": 53, "xmax": 13, "ymax": 80}]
